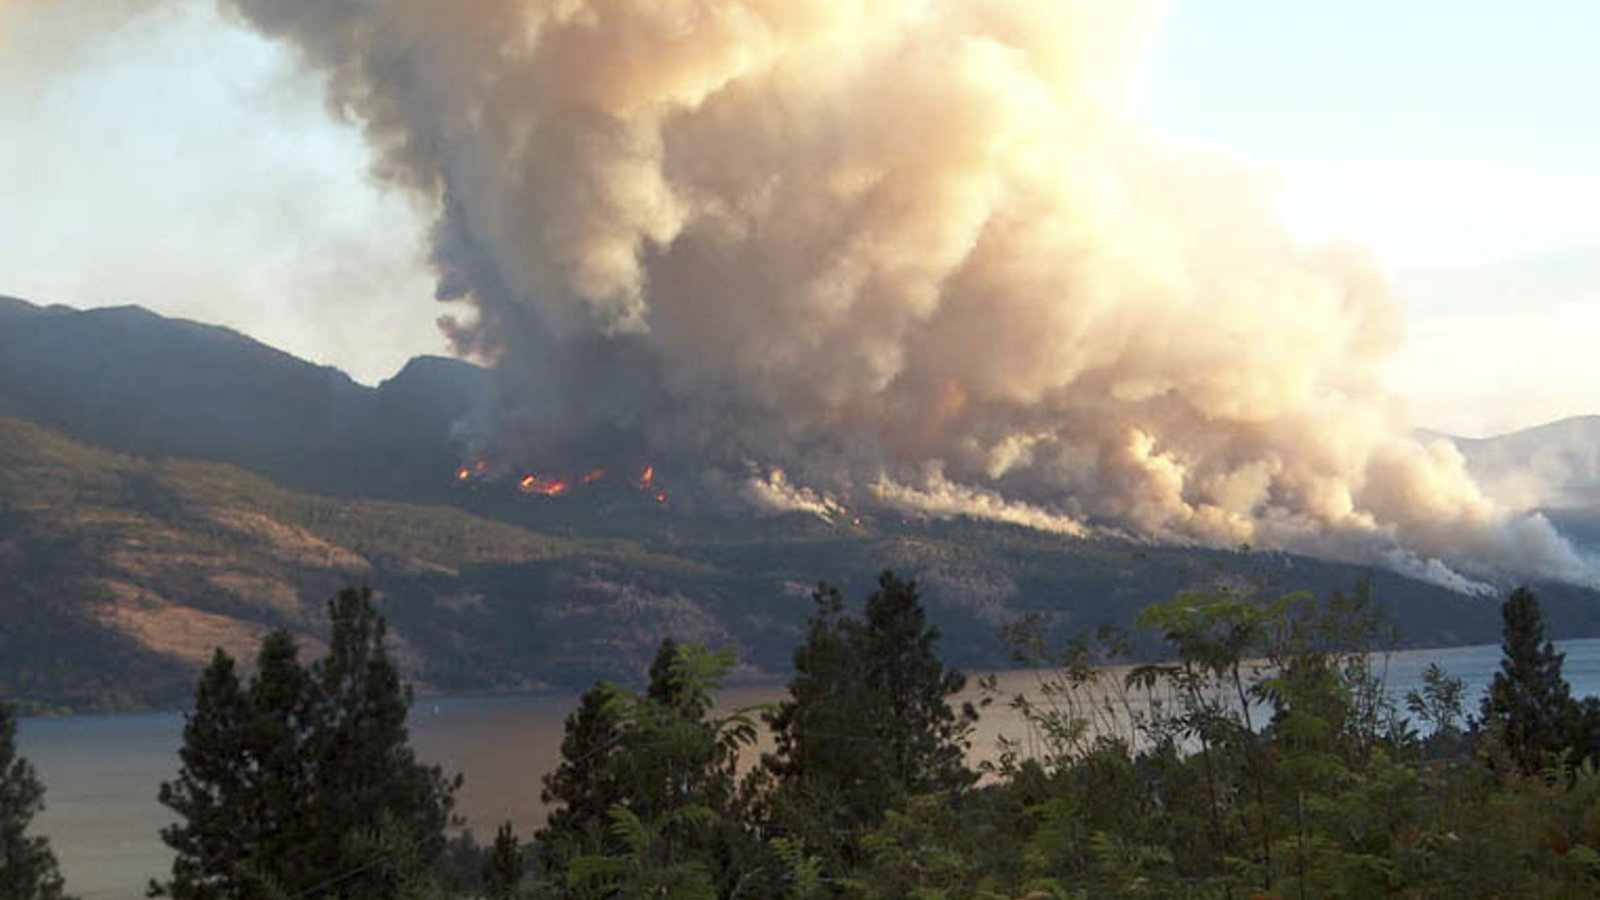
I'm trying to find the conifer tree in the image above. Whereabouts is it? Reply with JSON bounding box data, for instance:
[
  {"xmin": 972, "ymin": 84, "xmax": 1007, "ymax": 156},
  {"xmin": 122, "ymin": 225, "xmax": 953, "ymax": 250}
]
[
  {"xmin": 482, "ymin": 823, "xmax": 523, "ymax": 899},
  {"xmin": 0, "ymin": 703, "xmax": 70, "ymax": 900},
  {"xmin": 1480, "ymin": 586, "xmax": 1575, "ymax": 772},
  {"xmin": 561, "ymin": 641, "xmax": 754, "ymax": 900},
  {"xmin": 758, "ymin": 572, "xmax": 976, "ymax": 863},
  {"xmin": 538, "ymin": 680, "xmax": 627, "ymax": 863},
  {"xmin": 150, "ymin": 648, "xmax": 258, "ymax": 900},
  {"xmin": 153, "ymin": 587, "xmax": 457, "ymax": 900},
  {"xmin": 307, "ymin": 587, "xmax": 459, "ymax": 899},
  {"xmin": 861, "ymin": 571, "xmax": 976, "ymax": 797},
  {"xmin": 647, "ymin": 638, "xmax": 708, "ymax": 720}
]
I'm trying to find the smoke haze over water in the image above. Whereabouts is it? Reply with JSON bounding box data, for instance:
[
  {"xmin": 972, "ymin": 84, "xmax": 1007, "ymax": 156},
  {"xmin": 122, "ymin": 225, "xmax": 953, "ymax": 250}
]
[{"xmin": 26, "ymin": 0, "xmax": 1600, "ymax": 590}]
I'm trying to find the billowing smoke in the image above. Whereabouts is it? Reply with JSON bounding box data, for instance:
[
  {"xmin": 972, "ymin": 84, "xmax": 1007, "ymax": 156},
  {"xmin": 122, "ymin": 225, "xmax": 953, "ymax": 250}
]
[{"xmin": 129, "ymin": 2, "xmax": 1600, "ymax": 586}]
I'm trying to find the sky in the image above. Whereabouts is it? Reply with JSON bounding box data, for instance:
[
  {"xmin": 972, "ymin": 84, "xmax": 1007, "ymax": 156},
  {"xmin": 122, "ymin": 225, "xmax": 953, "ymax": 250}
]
[{"xmin": 1, "ymin": 0, "xmax": 1596, "ymax": 438}]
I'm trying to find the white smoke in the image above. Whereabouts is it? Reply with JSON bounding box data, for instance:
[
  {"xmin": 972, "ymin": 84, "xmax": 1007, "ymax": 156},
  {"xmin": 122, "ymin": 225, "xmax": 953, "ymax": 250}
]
[
  {"xmin": 871, "ymin": 467, "xmax": 1085, "ymax": 537},
  {"xmin": 739, "ymin": 468, "xmax": 843, "ymax": 521},
  {"xmin": 66, "ymin": 1, "xmax": 1600, "ymax": 586}
]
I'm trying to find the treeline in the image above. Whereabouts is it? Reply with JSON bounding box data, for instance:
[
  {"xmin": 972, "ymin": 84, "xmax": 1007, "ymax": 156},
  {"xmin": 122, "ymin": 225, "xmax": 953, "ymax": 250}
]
[{"xmin": 4, "ymin": 576, "xmax": 1600, "ymax": 899}]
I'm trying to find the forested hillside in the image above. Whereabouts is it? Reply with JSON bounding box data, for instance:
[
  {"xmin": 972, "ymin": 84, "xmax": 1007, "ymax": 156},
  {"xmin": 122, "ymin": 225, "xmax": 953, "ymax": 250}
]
[{"xmin": 6, "ymin": 411, "xmax": 1600, "ymax": 712}]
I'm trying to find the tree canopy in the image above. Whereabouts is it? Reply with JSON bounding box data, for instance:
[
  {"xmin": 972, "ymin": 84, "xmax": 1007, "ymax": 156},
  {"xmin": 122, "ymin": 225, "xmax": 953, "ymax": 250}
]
[
  {"xmin": 152, "ymin": 586, "xmax": 458, "ymax": 900},
  {"xmin": 20, "ymin": 573, "xmax": 1600, "ymax": 899},
  {"xmin": 0, "ymin": 702, "xmax": 69, "ymax": 900},
  {"xmin": 755, "ymin": 572, "xmax": 978, "ymax": 869},
  {"xmin": 1481, "ymin": 586, "xmax": 1578, "ymax": 772}
]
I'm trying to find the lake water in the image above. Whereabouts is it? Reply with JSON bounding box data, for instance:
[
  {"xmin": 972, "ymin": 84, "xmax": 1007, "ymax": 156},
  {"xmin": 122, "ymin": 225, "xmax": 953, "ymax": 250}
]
[{"xmin": 20, "ymin": 638, "xmax": 1600, "ymax": 900}]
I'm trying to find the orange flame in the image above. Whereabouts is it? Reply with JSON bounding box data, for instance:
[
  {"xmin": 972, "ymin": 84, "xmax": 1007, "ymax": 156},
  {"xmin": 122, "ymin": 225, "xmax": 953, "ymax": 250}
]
[
  {"xmin": 638, "ymin": 464, "xmax": 655, "ymax": 488},
  {"xmin": 456, "ymin": 467, "xmax": 472, "ymax": 482},
  {"xmin": 583, "ymin": 468, "xmax": 606, "ymax": 484},
  {"xmin": 518, "ymin": 473, "xmax": 569, "ymax": 496}
]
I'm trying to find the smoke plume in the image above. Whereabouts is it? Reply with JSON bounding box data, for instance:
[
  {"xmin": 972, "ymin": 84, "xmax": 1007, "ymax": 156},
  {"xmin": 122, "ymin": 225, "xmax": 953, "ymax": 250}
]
[{"xmin": 124, "ymin": 2, "xmax": 1600, "ymax": 586}]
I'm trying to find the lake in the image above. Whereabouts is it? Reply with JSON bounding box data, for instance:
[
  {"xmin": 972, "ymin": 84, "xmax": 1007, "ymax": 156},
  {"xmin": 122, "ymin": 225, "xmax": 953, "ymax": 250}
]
[{"xmin": 20, "ymin": 638, "xmax": 1600, "ymax": 900}]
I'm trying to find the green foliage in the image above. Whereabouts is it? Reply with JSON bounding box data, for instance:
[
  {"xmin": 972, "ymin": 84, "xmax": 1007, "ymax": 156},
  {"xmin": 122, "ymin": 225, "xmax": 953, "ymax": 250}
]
[
  {"xmin": 953, "ymin": 579, "xmax": 1600, "ymax": 899},
  {"xmin": 1406, "ymin": 662, "xmax": 1468, "ymax": 759},
  {"xmin": 755, "ymin": 573, "xmax": 978, "ymax": 869},
  {"xmin": 541, "ymin": 639, "xmax": 760, "ymax": 898},
  {"xmin": 844, "ymin": 794, "xmax": 1017, "ymax": 900},
  {"xmin": 124, "ymin": 570, "xmax": 1600, "ymax": 900},
  {"xmin": 11, "ymin": 519, "xmax": 1600, "ymax": 900},
  {"xmin": 151, "ymin": 586, "xmax": 459, "ymax": 900},
  {"xmin": 0, "ymin": 704, "xmax": 70, "ymax": 900},
  {"xmin": 538, "ymin": 682, "xmax": 629, "ymax": 864},
  {"xmin": 484, "ymin": 823, "xmax": 525, "ymax": 899},
  {"xmin": 565, "ymin": 805, "xmax": 718, "ymax": 900},
  {"xmin": 1481, "ymin": 586, "xmax": 1578, "ymax": 772}
]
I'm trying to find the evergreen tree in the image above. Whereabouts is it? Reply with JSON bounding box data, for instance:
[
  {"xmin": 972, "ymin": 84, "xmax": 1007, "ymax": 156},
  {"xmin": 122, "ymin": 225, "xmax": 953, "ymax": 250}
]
[
  {"xmin": 0, "ymin": 703, "xmax": 69, "ymax": 900},
  {"xmin": 1480, "ymin": 586, "xmax": 1575, "ymax": 772},
  {"xmin": 245, "ymin": 631, "xmax": 319, "ymax": 887},
  {"xmin": 537, "ymin": 680, "xmax": 627, "ymax": 864},
  {"xmin": 307, "ymin": 587, "xmax": 459, "ymax": 899},
  {"xmin": 540, "ymin": 638, "xmax": 740, "ymax": 872},
  {"xmin": 630, "ymin": 639, "xmax": 740, "ymax": 818},
  {"xmin": 861, "ymin": 571, "xmax": 976, "ymax": 797},
  {"xmin": 150, "ymin": 648, "xmax": 259, "ymax": 900},
  {"xmin": 647, "ymin": 638, "xmax": 708, "ymax": 721},
  {"xmin": 1570, "ymin": 696, "xmax": 1600, "ymax": 766},
  {"xmin": 757, "ymin": 572, "xmax": 976, "ymax": 864},
  {"xmin": 482, "ymin": 823, "xmax": 523, "ymax": 899},
  {"xmin": 153, "ymin": 587, "xmax": 457, "ymax": 899},
  {"xmin": 562, "ymin": 641, "xmax": 755, "ymax": 900}
]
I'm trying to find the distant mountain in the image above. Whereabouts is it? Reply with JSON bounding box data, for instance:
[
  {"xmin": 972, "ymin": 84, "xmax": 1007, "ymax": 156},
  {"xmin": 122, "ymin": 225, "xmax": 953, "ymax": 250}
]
[
  {"xmin": 6, "ymin": 410, "xmax": 1600, "ymax": 713},
  {"xmin": 1442, "ymin": 416, "xmax": 1600, "ymax": 508},
  {"xmin": 1425, "ymin": 416, "xmax": 1600, "ymax": 554},
  {"xmin": 0, "ymin": 295, "xmax": 487, "ymax": 502},
  {"xmin": 5, "ymin": 295, "xmax": 1600, "ymax": 712}
]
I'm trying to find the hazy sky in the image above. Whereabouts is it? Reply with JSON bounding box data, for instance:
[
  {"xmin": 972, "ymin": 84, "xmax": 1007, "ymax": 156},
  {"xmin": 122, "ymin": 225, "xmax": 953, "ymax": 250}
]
[{"xmin": 2, "ymin": 0, "xmax": 1596, "ymax": 437}]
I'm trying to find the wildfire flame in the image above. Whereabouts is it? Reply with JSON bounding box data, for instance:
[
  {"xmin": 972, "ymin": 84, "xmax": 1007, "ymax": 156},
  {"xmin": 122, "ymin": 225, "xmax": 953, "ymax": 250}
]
[
  {"xmin": 452, "ymin": 460, "xmax": 659, "ymax": 503},
  {"xmin": 518, "ymin": 473, "xmax": 569, "ymax": 497}
]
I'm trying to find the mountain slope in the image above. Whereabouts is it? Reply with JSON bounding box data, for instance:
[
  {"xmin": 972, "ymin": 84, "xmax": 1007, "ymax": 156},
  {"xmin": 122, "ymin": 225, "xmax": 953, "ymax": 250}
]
[
  {"xmin": 1447, "ymin": 416, "xmax": 1600, "ymax": 510},
  {"xmin": 7, "ymin": 413, "xmax": 1600, "ymax": 712},
  {"xmin": 0, "ymin": 296, "xmax": 487, "ymax": 502},
  {"xmin": 1429, "ymin": 416, "xmax": 1600, "ymax": 554},
  {"xmin": 6, "ymin": 295, "xmax": 1600, "ymax": 712}
]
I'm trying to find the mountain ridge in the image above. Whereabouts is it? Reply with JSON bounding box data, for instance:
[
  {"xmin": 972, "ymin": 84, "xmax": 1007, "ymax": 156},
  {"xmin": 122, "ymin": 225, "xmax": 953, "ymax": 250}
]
[{"xmin": 3, "ymin": 294, "xmax": 1600, "ymax": 712}]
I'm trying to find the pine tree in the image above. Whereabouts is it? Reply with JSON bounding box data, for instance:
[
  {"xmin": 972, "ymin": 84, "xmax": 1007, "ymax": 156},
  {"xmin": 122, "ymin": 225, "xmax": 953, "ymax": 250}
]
[
  {"xmin": 1480, "ymin": 586, "xmax": 1575, "ymax": 772},
  {"xmin": 306, "ymin": 587, "xmax": 459, "ymax": 899},
  {"xmin": 153, "ymin": 587, "xmax": 457, "ymax": 899},
  {"xmin": 561, "ymin": 641, "xmax": 755, "ymax": 900},
  {"xmin": 758, "ymin": 572, "xmax": 977, "ymax": 863},
  {"xmin": 630, "ymin": 639, "xmax": 740, "ymax": 818},
  {"xmin": 537, "ymin": 680, "xmax": 627, "ymax": 864},
  {"xmin": 482, "ymin": 823, "xmax": 523, "ymax": 899},
  {"xmin": 647, "ymin": 637, "xmax": 708, "ymax": 720},
  {"xmin": 150, "ymin": 648, "xmax": 257, "ymax": 900},
  {"xmin": 861, "ymin": 571, "xmax": 976, "ymax": 797},
  {"xmin": 0, "ymin": 703, "xmax": 70, "ymax": 900}
]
